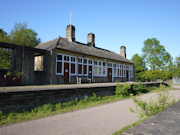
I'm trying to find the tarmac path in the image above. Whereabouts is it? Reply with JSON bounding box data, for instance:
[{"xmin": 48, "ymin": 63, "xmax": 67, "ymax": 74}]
[{"xmin": 1, "ymin": 88, "xmax": 180, "ymax": 135}]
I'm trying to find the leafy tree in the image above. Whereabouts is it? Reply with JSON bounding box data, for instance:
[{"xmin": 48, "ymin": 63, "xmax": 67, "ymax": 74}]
[
  {"xmin": 173, "ymin": 56, "xmax": 180, "ymax": 77},
  {"xmin": 9, "ymin": 22, "xmax": 41, "ymax": 47},
  {"xmin": 0, "ymin": 29, "xmax": 9, "ymax": 43},
  {"xmin": 131, "ymin": 54, "xmax": 147, "ymax": 82},
  {"xmin": 0, "ymin": 29, "xmax": 12, "ymax": 69},
  {"xmin": 142, "ymin": 38, "xmax": 172, "ymax": 70},
  {"xmin": 0, "ymin": 23, "xmax": 41, "ymax": 69}
]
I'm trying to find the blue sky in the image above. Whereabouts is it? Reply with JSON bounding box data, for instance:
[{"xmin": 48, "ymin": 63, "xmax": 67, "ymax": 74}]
[{"xmin": 1, "ymin": 0, "xmax": 180, "ymax": 60}]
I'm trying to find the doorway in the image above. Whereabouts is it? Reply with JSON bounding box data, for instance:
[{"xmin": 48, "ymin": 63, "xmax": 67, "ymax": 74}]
[
  {"xmin": 64, "ymin": 63, "xmax": 69, "ymax": 83},
  {"xmin": 108, "ymin": 68, "xmax": 112, "ymax": 82}
]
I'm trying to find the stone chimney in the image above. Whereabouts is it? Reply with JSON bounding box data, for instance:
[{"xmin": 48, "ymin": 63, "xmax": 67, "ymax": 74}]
[
  {"xmin": 120, "ymin": 46, "xmax": 126, "ymax": 58},
  {"xmin": 66, "ymin": 24, "xmax": 75, "ymax": 41},
  {"xmin": 87, "ymin": 33, "xmax": 95, "ymax": 47}
]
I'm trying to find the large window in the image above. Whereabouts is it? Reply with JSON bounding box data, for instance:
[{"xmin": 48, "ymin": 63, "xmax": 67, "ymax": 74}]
[
  {"xmin": 56, "ymin": 54, "xmax": 63, "ymax": 74},
  {"xmin": 113, "ymin": 63, "xmax": 117, "ymax": 76},
  {"xmin": 94, "ymin": 60, "xmax": 106, "ymax": 76},
  {"xmin": 123, "ymin": 64, "xmax": 126, "ymax": 77},
  {"xmin": 78, "ymin": 57, "xmax": 83, "ymax": 75},
  {"xmin": 117, "ymin": 64, "xmax": 123, "ymax": 77},
  {"xmin": 56, "ymin": 53, "xmax": 76, "ymax": 75}
]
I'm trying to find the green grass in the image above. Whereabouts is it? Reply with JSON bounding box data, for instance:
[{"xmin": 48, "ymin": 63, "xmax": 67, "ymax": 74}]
[
  {"xmin": 0, "ymin": 85, "xmax": 175, "ymax": 126},
  {"xmin": 0, "ymin": 94, "xmax": 130, "ymax": 126},
  {"xmin": 112, "ymin": 118, "xmax": 147, "ymax": 135}
]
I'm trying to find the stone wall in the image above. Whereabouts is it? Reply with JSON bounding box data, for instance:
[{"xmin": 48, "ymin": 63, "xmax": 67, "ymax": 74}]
[
  {"xmin": 0, "ymin": 42, "xmax": 50, "ymax": 86},
  {"xmin": 0, "ymin": 86, "xmax": 115, "ymax": 113}
]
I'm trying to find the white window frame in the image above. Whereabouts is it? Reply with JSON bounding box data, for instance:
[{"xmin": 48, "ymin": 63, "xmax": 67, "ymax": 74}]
[
  {"xmin": 56, "ymin": 53, "xmax": 77, "ymax": 76},
  {"xmin": 56, "ymin": 54, "xmax": 64, "ymax": 75},
  {"xmin": 78, "ymin": 57, "xmax": 83, "ymax": 76},
  {"xmin": 94, "ymin": 60, "xmax": 106, "ymax": 76},
  {"xmin": 83, "ymin": 58, "xmax": 88, "ymax": 76},
  {"xmin": 123, "ymin": 64, "xmax": 126, "ymax": 77}
]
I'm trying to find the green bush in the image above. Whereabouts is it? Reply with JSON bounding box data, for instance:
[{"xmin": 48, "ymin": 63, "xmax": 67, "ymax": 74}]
[
  {"xmin": 132, "ymin": 83, "xmax": 147, "ymax": 95},
  {"xmin": 115, "ymin": 83, "xmax": 131, "ymax": 97},
  {"xmin": 129, "ymin": 84, "xmax": 176, "ymax": 119}
]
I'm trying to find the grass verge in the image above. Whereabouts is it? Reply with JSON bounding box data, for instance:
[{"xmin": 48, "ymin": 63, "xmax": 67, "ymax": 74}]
[{"xmin": 0, "ymin": 94, "xmax": 130, "ymax": 126}]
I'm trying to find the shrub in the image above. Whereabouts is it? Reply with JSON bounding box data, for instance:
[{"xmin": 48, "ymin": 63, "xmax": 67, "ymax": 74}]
[
  {"xmin": 129, "ymin": 84, "xmax": 176, "ymax": 119},
  {"xmin": 132, "ymin": 83, "xmax": 147, "ymax": 95},
  {"xmin": 115, "ymin": 83, "xmax": 131, "ymax": 97}
]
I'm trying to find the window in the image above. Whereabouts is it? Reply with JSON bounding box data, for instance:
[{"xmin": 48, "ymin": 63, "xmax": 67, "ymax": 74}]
[
  {"xmin": 57, "ymin": 55, "xmax": 62, "ymax": 60},
  {"xmin": 94, "ymin": 60, "xmax": 106, "ymax": 76},
  {"xmin": 84, "ymin": 59, "xmax": 87, "ymax": 64},
  {"xmin": 57, "ymin": 62, "xmax": 62, "ymax": 73},
  {"xmin": 56, "ymin": 54, "xmax": 77, "ymax": 75},
  {"xmin": 56, "ymin": 54, "xmax": 63, "ymax": 74},
  {"xmin": 78, "ymin": 58, "xmax": 82, "ymax": 63},
  {"xmin": 64, "ymin": 56, "xmax": 69, "ymax": 61},
  {"xmin": 107, "ymin": 63, "xmax": 112, "ymax": 67},
  {"xmin": 71, "ymin": 57, "xmax": 75, "ymax": 62},
  {"xmin": 88, "ymin": 59, "xmax": 92, "ymax": 65},
  {"xmin": 78, "ymin": 57, "xmax": 83, "ymax": 75},
  {"xmin": 123, "ymin": 64, "xmax": 126, "ymax": 77}
]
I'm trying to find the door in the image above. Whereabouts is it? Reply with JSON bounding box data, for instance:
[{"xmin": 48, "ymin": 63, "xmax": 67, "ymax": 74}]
[
  {"xmin": 127, "ymin": 70, "xmax": 129, "ymax": 81},
  {"xmin": 108, "ymin": 68, "xmax": 112, "ymax": 82},
  {"xmin": 64, "ymin": 63, "xmax": 69, "ymax": 83},
  {"xmin": 88, "ymin": 65, "xmax": 92, "ymax": 80}
]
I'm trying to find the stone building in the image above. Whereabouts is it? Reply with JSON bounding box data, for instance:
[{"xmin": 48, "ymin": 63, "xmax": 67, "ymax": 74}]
[
  {"xmin": 0, "ymin": 24, "xmax": 135, "ymax": 85},
  {"xmin": 35, "ymin": 24, "xmax": 135, "ymax": 84}
]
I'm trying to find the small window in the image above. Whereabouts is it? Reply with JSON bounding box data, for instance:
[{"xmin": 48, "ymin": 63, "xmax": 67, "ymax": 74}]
[
  {"xmin": 64, "ymin": 56, "xmax": 69, "ymax": 61},
  {"xmin": 88, "ymin": 60, "xmax": 92, "ymax": 64},
  {"xmin": 71, "ymin": 57, "xmax": 75, "ymax": 62},
  {"xmin": 103, "ymin": 62, "xmax": 105, "ymax": 66},
  {"xmin": 57, "ymin": 55, "xmax": 62, "ymax": 60},
  {"xmin": 98, "ymin": 61, "xmax": 101, "ymax": 65},
  {"xmin": 107, "ymin": 63, "xmax": 112, "ymax": 67},
  {"xmin": 78, "ymin": 58, "xmax": 82, "ymax": 63},
  {"xmin": 94, "ymin": 61, "xmax": 98, "ymax": 65},
  {"xmin": 84, "ymin": 59, "xmax": 87, "ymax": 64},
  {"xmin": 113, "ymin": 64, "xmax": 116, "ymax": 67}
]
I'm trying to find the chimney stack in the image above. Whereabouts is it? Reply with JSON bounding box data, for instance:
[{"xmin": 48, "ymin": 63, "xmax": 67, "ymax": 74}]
[
  {"xmin": 120, "ymin": 46, "xmax": 126, "ymax": 58},
  {"xmin": 66, "ymin": 24, "xmax": 75, "ymax": 41},
  {"xmin": 87, "ymin": 33, "xmax": 95, "ymax": 47}
]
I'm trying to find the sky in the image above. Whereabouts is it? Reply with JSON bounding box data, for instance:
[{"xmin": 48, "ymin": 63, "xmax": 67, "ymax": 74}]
[{"xmin": 1, "ymin": 0, "xmax": 180, "ymax": 60}]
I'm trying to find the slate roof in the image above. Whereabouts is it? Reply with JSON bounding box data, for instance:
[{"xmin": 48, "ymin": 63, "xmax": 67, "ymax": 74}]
[{"xmin": 35, "ymin": 37, "xmax": 134, "ymax": 64}]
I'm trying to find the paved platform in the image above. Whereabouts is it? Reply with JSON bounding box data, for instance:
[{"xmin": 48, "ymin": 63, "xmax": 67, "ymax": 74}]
[
  {"xmin": 121, "ymin": 101, "xmax": 180, "ymax": 135},
  {"xmin": 0, "ymin": 82, "xmax": 164, "ymax": 92}
]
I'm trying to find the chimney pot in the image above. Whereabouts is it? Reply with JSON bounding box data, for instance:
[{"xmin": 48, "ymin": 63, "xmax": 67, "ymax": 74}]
[
  {"xmin": 66, "ymin": 24, "xmax": 75, "ymax": 41},
  {"xmin": 87, "ymin": 33, "xmax": 95, "ymax": 47},
  {"xmin": 120, "ymin": 46, "xmax": 126, "ymax": 58}
]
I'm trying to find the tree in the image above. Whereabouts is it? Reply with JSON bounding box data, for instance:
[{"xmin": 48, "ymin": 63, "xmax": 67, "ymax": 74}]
[
  {"xmin": 142, "ymin": 38, "xmax": 172, "ymax": 70},
  {"xmin": 131, "ymin": 54, "xmax": 147, "ymax": 82},
  {"xmin": 0, "ymin": 23, "xmax": 41, "ymax": 69},
  {"xmin": 0, "ymin": 29, "xmax": 9, "ymax": 43},
  {"xmin": 9, "ymin": 22, "xmax": 41, "ymax": 47},
  {"xmin": 0, "ymin": 29, "xmax": 12, "ymax": 69},
  {"xmin": 173, "ymin": 56, "xmax": 180, "ymax": 77}
]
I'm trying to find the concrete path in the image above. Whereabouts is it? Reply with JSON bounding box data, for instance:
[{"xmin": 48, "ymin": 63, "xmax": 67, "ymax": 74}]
[{"xmin": 1, "ymin": 90, "xmax": 180, "ymax": 135}]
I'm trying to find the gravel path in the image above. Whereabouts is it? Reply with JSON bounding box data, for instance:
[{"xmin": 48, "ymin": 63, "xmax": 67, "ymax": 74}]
[{"xmin": 1, "ymin": 89, "xmax": 180, "ymax": 135}]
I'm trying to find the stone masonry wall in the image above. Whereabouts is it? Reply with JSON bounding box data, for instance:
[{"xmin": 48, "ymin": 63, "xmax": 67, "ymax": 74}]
[{"xmin": 0, "ymin": 86, "xmax": 115, "ymax": 113}]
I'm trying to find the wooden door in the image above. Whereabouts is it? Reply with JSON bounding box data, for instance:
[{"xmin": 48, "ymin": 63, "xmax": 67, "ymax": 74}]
[
  {"xmin": 64, "ymin": 63, "xmax": 69, "ymax": 83},
  {"xmin": 88, "ymin": 65, "xmax": 92, "ymax": 80},
  {"xmin": 108, "ymin": 68, "xmax": 112, "ymax": 82},
  {"xmin": 127, "ymin": 70, "xmax": 129, "ymax": 81}
]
